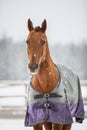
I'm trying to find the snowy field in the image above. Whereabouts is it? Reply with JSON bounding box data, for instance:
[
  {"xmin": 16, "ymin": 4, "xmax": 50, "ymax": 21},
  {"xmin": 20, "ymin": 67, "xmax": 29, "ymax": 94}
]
[{"xmin": 0, "ymin": 119, "xmax": 87, "ymax": 130}]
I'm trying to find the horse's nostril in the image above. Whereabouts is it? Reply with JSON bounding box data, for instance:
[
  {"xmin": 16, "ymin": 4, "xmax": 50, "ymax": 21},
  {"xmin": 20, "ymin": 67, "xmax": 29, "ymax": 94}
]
[
  {"xmin": 35, "ymin": 64, "xmax": 38, "ymax": 69},
  {"xmin": 28, "ymin": 63, "xmax": 31, "ymax": 69}
]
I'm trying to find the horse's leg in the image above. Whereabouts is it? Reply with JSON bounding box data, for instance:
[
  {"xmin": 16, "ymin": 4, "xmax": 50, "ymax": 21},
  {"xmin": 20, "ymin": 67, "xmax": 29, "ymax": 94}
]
[
  {"xmin": 33, "ymin": 124, "xmax": 43, "ymax": 130},
  {"xmin": 62, "ymin": 124, "xmax": 72, "ymax": 130},
  {"xmin": 54, "ymin": 124, "xmax": 63, "ymax": 130},
  {"xmin": 44, "ymin": 122, "xmax": 52, "ymax": 130}
]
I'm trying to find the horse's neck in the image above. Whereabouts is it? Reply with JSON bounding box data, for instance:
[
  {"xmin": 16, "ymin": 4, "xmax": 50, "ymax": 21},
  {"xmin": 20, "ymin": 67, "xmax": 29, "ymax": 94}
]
[{"xmin": 32, "ymin": 57, "xmax": 59, "ymax": 94}]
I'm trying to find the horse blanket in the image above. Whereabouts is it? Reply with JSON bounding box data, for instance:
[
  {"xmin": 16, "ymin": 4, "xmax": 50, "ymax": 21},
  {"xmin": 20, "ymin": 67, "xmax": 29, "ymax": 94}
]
[{"xmin": 25, "ymin": 64, "xmax": 84, "ymax": 127}]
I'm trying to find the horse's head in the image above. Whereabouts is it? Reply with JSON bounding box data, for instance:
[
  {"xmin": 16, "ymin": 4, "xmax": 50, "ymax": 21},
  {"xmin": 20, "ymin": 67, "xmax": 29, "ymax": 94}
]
[{"xmin": 26, "ymin": 19, "xmax": 48, "ymax": 76}]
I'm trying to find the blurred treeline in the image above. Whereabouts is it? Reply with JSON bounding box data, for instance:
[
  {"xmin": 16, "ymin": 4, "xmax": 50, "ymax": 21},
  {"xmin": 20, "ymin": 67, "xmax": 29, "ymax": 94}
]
[{"xmin": 0, "ymin": 37, "xmax": 87, "ymax": 80}]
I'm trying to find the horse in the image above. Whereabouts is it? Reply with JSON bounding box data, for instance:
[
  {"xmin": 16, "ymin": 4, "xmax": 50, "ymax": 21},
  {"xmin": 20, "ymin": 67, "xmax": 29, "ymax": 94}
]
[{"xmin": 25, "ymin": 19, "xmax": 84, "ymax": 130}]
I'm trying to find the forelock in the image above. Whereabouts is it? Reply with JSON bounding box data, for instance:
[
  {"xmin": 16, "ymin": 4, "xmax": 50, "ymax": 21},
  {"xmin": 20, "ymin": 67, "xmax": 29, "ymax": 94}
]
[{"xmin": 34, "ymin": 26, "xmax": 42, "ymax": 32}]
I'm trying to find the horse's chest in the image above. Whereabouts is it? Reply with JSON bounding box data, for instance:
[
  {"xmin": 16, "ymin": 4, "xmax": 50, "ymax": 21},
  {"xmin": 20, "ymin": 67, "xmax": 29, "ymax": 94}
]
[{"xmin": 32, "ymin": 74, "xmax": 59, "ymax": 94}]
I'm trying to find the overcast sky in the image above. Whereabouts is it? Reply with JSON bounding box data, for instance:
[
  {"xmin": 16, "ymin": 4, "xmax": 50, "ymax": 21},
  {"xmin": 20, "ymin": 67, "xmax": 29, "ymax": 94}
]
[{"xmin": 0, "ymin": 0, "xmax": 87, "ymax": 44}]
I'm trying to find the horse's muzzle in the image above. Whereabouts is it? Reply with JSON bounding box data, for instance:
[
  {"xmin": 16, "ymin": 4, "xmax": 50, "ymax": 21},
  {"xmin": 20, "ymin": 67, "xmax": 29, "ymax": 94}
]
[
  {"xmin": 28, "ymin": 63, "xmax": 38, "ymax": 70},
  {"xmin": 28, "ymin": 63, "xmax": 40, "ymax": 76}
]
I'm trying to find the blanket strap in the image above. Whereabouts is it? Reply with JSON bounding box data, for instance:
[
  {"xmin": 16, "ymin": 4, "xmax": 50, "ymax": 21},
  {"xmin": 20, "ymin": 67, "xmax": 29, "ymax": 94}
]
[
  {"xmin": 34, "ymin": 93, "xmax": 62, "ymax": 99},
  {"xmin": 36, "ymin": 103, "xmax": 59, "ymax": 112}
]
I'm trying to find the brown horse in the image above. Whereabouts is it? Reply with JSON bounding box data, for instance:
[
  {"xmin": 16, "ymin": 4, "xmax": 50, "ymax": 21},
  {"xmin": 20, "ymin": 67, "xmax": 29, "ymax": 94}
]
[{"xmin": 26, "ymin": 19, "xmax": 72, "ymax": 130}]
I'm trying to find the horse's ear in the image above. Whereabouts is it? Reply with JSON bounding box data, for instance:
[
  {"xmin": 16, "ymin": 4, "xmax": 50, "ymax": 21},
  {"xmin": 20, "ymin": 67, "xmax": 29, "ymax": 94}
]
[
  {"xmin": 28, "ymin": 19, "xmax": 34, "ymax": 31},
  {"xmin": 41, "ymin": 19, "xmax": 47, "ymax": 32}
]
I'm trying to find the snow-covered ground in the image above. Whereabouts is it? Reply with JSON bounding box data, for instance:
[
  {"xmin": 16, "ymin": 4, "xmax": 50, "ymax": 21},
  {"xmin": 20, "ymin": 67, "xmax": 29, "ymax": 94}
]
[{"xmin": 0, "ymin": 119, "xmax": 87, "ymax": 130}]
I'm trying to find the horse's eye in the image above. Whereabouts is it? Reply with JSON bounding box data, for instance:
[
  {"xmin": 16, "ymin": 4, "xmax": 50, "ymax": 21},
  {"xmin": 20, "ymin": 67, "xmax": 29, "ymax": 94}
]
[
  {"xmin": 26, "ymin": 40, "xmax": 28, "ymax": 44},
  {"xmin": 26, "ymin": 40, "xmax": 29, "ymax": 45},
  {"xmin": 41, "ymin": 40, "xmax": 45, "ymax": 46}
]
